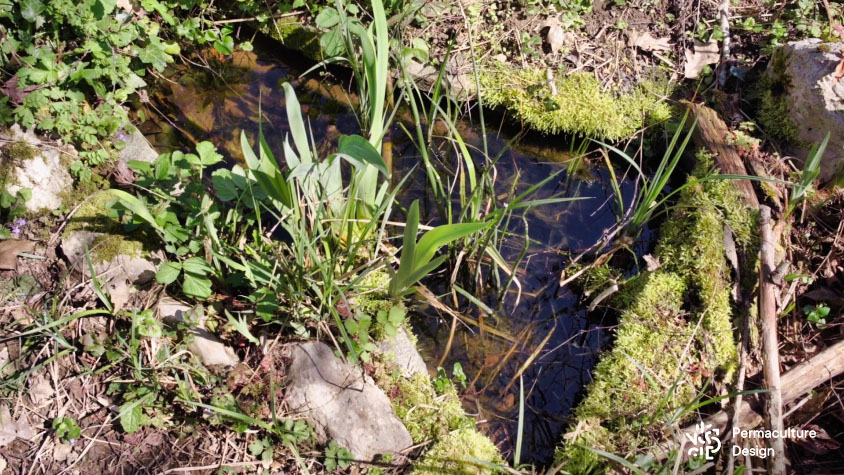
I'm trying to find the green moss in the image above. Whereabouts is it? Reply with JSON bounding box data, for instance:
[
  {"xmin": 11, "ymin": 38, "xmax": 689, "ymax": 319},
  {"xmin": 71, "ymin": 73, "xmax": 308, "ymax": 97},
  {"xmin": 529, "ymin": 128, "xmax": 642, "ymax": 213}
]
[
  {"xmin": 479, "ymin": 68, "xmax": 672, "ymax": 140},
  {"xmin": 753, "ymin": 49, "xmax": 800, "ymax": 144},
  {"xmin": 383, "ymin": 372, "xmax": 473, "ymax": 443},
  {"xmin": 260, "ymin": 20, "xmax": 323, "ymax": 60},
  {"xmin": 413, "ymin": 427, "xmax": 505, "ymax": 474},
  {"xmin": 556, "ymin": 151, "xmax": 757, "ymax": 471},
  {"xmin": 64, "ymin": 191, "xmax": 155, "ymax": 263},
  {"xmin": 1, "ymin": 140, "xmax": 38, "ymax": 189}
]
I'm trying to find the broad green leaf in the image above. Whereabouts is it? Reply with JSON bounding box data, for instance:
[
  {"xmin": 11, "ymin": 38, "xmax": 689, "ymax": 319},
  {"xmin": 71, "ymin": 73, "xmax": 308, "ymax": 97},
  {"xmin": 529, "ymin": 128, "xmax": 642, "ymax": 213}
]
[
  {"xmin": 155, "ymin": 261, "xmax": 181, "ymax": 284},
  {"xmin": 106, "ymin": 190, "xmax": 164, "ymax": 233},
  {"xmin": 182, "ymin": 273, "xmax": 212, "ymax": 299},
  {"xmin": 337, "ymin": 134, "xmax": 388, "ymax": 175},
  {"xmin": 196, "ymin": 141, "xmax": 223, "ymax": 166},
  {"xmin": 182, "ymin": 257, "xmax": 211, "ymax": 275},
  {"xmin": 314, "ymin": 7, "xmax": 339, "ymax": 28},
  {"xmin": 413, "ymin": 221, "xmax": 488, "ymax": 268},
  {"xmin": 281, "ymin": 83, "xmax": 312, "ymax": 164},
  {"xmin": 19, "ymin": 0, "xmax": 44, "ymax": 22},
  {"xmin": 212, "ymin": 169, "xmax": 239, "ymax": 201},
  {"xmin": 119, "ymin": 401, "xmax": 143, "ymax": 433}
]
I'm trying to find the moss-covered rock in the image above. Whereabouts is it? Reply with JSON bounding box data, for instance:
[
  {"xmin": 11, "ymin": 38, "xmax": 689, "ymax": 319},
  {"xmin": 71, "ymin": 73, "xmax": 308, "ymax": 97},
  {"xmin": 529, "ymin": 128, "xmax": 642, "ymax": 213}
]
[
  {"xmin": 413, "ymin": 427, "xmax": 505, "ymax": 474},
  {"xmin": 62, "ymin": 192, "xmax": 157, "ymax": 265},
  {"xmin": 555, "ymin": 152, "xmax": 757, "ymax": 472},
  {"xmin": 479, "ymin": 68, "xmax": 672, "ymax": 140}
]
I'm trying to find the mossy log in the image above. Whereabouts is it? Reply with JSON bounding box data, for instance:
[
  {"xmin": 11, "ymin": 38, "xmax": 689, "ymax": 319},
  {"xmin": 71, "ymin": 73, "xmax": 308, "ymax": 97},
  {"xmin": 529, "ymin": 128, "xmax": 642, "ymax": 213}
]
[{"xmin": 688, "ymin": 102, "xmax": 760, "ymax": 209}]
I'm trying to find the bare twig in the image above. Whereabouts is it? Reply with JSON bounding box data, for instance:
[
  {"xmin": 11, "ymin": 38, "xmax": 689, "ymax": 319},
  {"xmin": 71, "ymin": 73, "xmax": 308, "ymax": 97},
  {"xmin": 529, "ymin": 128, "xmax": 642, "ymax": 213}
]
[{"xmin": 759, "ymin": 205, "xmax": 786, "ymax": 474}]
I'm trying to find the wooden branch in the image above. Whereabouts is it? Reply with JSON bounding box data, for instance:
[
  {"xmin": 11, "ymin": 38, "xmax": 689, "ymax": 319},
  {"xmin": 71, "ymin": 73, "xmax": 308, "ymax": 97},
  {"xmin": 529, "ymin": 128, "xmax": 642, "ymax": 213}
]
[
  {"xmin": 759, "ymin": 205, "xmax": 786, "ymax": 474},
  {"xmin": 668, "ymin": 338, "xmax": 844, "ymax": 463},
  {"xmin": 688, "ymin": 102, "xmax": 760, "ymax": 209}
]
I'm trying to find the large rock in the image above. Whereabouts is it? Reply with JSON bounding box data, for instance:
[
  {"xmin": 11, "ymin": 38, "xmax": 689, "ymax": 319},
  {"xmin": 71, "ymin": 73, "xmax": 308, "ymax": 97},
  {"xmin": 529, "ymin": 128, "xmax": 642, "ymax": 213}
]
[
  {"xmin": 60, "ymin": 230, "xmax": 157, "ymax": 311},
  {"xmin": 1, "ymin": 124, "xmax": 73, "ymax": 212},
  {"xmin": 115, "ymin": 126, "xmax": 159, "ymax": 165},
  {"xmin": 285, "ymin": 341, "xmax": 412, "ymax": 460},
  {"xmin": 377, "ymin": 328, "xmax": 428, "ymax": 377},
  {"xmin": 770, "ymin": 39, "xmax": 844, "ymax": 182},
  {"xmin": 158, "ymin": 297, "xmax": 239, "ymax": 368}
]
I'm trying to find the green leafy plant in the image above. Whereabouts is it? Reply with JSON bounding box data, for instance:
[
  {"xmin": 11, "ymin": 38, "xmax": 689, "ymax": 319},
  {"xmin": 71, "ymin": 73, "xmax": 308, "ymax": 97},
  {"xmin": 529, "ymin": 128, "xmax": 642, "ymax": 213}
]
[
  {"xmin": 804, "ymin": 303, "xmax": 830, "ymax": 327},
  {"xmin": 787, "ymin": 133, "xmax": 829, "ymax": 219},
  {"xmin": 388, "ymin": 200, "xmax": 488, "ymax": 297},
  {"xmin": 248, "ymin": 437, "xmax": 275, "ymax": 462},
  {"xmin": 52, "ymin": 417, "xmax": 82, "ymax": 442},
  {"xmin": 324, "ymin": 440, "xmax": 354, "ymax": 471}
]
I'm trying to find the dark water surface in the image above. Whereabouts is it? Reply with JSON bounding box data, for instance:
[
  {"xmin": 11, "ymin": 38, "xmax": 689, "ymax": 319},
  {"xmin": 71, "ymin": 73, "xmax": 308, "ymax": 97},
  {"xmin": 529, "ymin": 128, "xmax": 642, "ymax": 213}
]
[{"xmin": 138, "ymin": 35, "xmax": 652, "ymax": 466}]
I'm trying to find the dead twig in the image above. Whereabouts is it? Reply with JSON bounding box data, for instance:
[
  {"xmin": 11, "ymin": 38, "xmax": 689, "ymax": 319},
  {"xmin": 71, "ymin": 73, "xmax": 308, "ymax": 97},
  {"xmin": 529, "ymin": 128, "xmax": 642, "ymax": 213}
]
[{"xmin": 759, "ymin": 205, "xmax": 786, "ymax": 474}]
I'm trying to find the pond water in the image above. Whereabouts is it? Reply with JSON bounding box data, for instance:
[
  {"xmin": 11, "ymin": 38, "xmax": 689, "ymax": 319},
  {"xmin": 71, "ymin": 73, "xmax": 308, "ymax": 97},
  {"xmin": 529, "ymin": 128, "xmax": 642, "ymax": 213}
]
[{"xmin": 137, "ymin": 34, "xmax": 652, "ymax": 466}]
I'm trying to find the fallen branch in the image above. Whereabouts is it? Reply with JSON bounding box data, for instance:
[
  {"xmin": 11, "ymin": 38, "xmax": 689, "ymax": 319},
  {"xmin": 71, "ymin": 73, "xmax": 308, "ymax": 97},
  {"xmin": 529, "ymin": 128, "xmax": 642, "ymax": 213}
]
[
  {"xmin": 666, "ymin": 338, "xmax": 844, "ymax": 463},
  {"xmin": 688, "ymin": 102, "xmax": 760, "ymax": 209},
  {"xmin": 759, "ymin": 205, "xmax": 786, "ymax": 474}
]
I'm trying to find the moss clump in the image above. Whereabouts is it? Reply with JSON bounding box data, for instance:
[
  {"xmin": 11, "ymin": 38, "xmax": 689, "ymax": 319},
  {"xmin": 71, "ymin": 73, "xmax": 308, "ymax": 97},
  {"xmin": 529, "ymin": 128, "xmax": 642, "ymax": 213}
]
[
  {"xmin": 1, "ymin": 141, "xmax": 38, "ymax": 189},
  {"xmin": 383, "ymin": 372, "xmax": 473, "ymax": 443},
  {"xmin": 556, "ymin": 152, "xmax": 757, "ymax": 471},
  {"xmin": 64, "ymin": 192, "xmax": 153, "ymax": 263},
  {"xmin": 753, "ymin": 49, "xmax": 800, "ymax": 144},
  {"xmin": 260, "ymin": 20, "xmax": 323, "ymax": 60},
  {"xmin": 413, "ymin": 427, "xmax": 505, "ymax": 474},
  {"xmin": 479, "ymin": 68, "xmax": 672, "ymax": 140}
]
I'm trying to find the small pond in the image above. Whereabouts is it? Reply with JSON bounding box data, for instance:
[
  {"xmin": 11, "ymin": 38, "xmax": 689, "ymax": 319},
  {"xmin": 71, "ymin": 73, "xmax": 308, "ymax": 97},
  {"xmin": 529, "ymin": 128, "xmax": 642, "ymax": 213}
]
[{"xmin": 137, "ymin": 33, "xmax": 653, "ymax": 466}]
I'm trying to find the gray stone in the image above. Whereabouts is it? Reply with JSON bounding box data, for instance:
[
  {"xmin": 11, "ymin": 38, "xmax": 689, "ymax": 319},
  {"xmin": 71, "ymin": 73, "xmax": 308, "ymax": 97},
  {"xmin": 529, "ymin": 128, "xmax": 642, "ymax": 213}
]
[
  {"xmin": 771, "ymin": 39, "xmax": 844, "ymax": 181},
  {"xmin": 116, "ymin": 126, "xmax": 159, "ymax": 165},
  {"xmin": 60, "ymin": 230, "xmax": 156, "ymax": 284},
  {"xmin": 158, "ymin": 297, "xmax": 239, "ymax": 367},
  {"xmin": 285, "ymin": 341, "xmax": 412, "ymax": 460},
  {"xmin": 2, "ymin": 124, "xmax": 73, "ymax": 212},
  {"xmin": 377, "ymin": 328, "xmax": 428, "ymax": 377},
  {"xmin": 61, "ymin": 230, "xmax": 157, "ymax": 311}
]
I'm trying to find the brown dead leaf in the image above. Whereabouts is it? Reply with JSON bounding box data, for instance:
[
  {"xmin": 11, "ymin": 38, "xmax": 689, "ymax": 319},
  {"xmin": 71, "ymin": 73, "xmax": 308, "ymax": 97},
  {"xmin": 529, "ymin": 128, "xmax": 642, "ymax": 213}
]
[
  {"xmin": 628, "ymin": 30, "xmax": 672, "ymax": 52},
  {"xmin": 684, "ymin": 40, "xmax": 720, "ymax": 79},
  {"xmin": 643, "ymin": 254, "xmax": 661, "ymax": 271},
  {"xmin": 0, "ymin": 404, "xmax": 33, "ymax": 447},
  {"xmin": 0, "ymin": 239, "xmax": 36, "ymax": 270}
]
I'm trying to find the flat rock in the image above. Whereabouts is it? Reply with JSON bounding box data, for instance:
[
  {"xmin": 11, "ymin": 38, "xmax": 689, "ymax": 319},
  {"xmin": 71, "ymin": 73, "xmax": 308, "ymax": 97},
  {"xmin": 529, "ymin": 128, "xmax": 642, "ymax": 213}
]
[
  {"xmin": 61, "ymin": 230, "xmax": 157, "ymax": 311},
  {"xmin": 285, "ymin": 341, "xmax": 412, "ymax": 460},
  {"xmin": 2, "ymin": 124, "xmax": 73, "ymax": 212},
  {"xmin": 158, "ymin": 297, "xmax": 239, "ymax": 367},
  {"xmin": 772, "ymin": 39, "xmax": 844, "ymax": 181},
  {"xmin": 116, "ymin": 126, "xmax": 159, "ymax": 165},
  {"xmin": 60, "ymin": 230, "xmax": 156, "ymax": 284},
  {"xmin": 377, "ymin": 328, "xmax": 427, "ymax": 377}
]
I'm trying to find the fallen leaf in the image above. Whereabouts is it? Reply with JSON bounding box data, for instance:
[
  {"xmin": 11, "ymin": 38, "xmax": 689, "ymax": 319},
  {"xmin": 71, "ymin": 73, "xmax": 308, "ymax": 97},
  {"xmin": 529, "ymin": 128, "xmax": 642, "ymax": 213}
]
[
  {"xmin": 628, "ymin": 30, "xmax": 672, "ymax": 52},
  {"xmin": 53, "ymin": 441, "xmax": 73, "ymax": 462},
  {"xmin": 546, "ymin": 24, "xmax": 565, "ymax": 54},
  {"xmin": 29, "ymin": 376, "xmax": 54, "ymax": 406},
  {"xmin": 643, "ymin": 254, "xmax": 661, "ymax": 271},
  {"xmin": 0, "ymin": 239, "xmax": 36, "ymax": 270},
  {"xmin": 0, "ymin": 404, "xmax": 33, "ymax": 447},
  {"xmin": 684, "ymin": 40, "xmax": 720, "ymax": 79}
]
